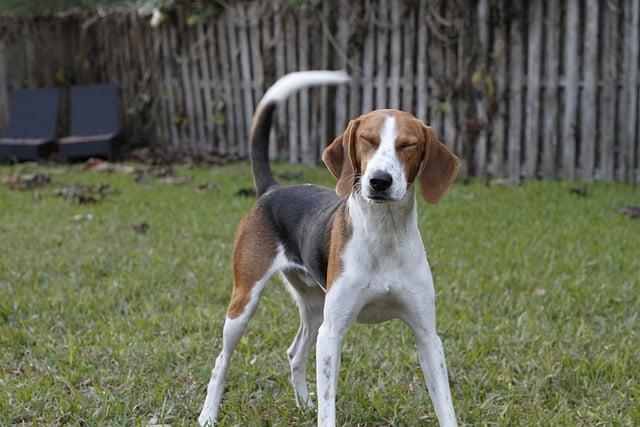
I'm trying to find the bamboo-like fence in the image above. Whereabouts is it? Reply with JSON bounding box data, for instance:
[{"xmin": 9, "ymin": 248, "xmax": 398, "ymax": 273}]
[{"xmin": 0, "ymin": 0, "xmax": 638, "ymax": 181}]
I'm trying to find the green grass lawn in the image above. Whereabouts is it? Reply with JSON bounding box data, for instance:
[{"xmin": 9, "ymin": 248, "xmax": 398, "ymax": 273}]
[{"xmin": 1, "ymin": 162, "xmax": 639, "ymax": 426}]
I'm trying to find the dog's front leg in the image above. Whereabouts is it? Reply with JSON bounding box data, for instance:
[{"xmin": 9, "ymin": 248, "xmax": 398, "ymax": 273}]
[
  {"xmin": 401, "ymin": 286, "xmax": 458, "ymax": 427},
  {"xmin": 315, "ymin": 283, "xmax": 362, "ymax": 427}
]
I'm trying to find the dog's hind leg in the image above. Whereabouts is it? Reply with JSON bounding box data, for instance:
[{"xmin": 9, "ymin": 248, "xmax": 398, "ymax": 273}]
[
  {"xmin": 282, "ymin": 272, "xmax": 325, "ymax": 410},
  {"xmin": 199, "ymin": 209, "xmax": 286, "ymax": 426}
]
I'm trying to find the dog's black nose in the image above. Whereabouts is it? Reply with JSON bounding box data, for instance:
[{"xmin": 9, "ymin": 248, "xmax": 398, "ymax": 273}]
[{"xmin": 369, "ymin": 171, "xmax": 393, "ymax": 192}]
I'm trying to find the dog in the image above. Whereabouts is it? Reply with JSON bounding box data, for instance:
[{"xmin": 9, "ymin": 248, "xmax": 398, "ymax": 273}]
[{"xmin": 198, "ymin": 71, "xmax": 459, "ymax": 427}]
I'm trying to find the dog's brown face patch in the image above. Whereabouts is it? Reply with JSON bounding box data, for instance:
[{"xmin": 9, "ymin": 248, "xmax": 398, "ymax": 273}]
[
  {"xmin": 325, "ymin": 109, "xmax": 457, "ymax": 202},
  {"xmin": 329, "ymin": 110, "xmax": 428, "ymax": 191}
]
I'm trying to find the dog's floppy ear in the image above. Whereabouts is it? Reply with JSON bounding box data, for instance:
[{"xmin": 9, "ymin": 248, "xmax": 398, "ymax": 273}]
[
  {"xmin": 420, "ymin": 125, "xmax": 459, "ymax": 204},
  {"xmin": 322, "ymin": 118, "xmax": 360, "ymax": 197}
]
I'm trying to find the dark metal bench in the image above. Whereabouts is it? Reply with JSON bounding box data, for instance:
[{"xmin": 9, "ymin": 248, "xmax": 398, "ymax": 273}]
[
  {"xmin": 59, "ymin": 84, "xmax": 122, "ymax": 161},
  {"xmin": 0, "ymin": 88, "xmax": 60, "ymax": 161}
]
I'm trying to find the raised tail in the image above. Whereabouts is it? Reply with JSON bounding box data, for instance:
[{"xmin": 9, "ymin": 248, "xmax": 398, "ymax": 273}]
[{"xmin": 250, "ymin": 71, "xmax": 350, "ymax": 196}]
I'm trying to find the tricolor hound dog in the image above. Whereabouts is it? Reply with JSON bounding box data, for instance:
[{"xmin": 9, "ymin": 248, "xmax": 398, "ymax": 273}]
[{"xmin": 199, "ymin": 71, "xmax": 459, "ymax": 427}]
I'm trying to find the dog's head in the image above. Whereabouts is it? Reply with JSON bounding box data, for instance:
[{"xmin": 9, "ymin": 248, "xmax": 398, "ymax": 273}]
[{"xmin": 323, "ymin": 109, "xmax": 459, "ymax": 204}]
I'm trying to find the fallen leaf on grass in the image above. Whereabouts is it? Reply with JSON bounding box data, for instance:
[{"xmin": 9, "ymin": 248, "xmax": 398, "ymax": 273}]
[
  {"xmin": 234, "ymin": 187, "xmax": 256, "ymax": 197},
  {"xmin": 615, "ymin": 205, "xmax": 640, "ymax": 219},
  {"xmin": 143, "ymin": 166, "xmax": 172, "ymax": 178},
  {"xmin": 569, "ymin": 186, "xmax": 588, "ymax": 197},
  {"xmin": 72, "ymin": 213, "xmax": 93, "ymax": 221},
  {"xmin": 133, "ymin": 166, "xmax": 173, "ymax": 183},
  {"xmin": 488, "ymin": 178, "xmax": 520, "ymax": 187},
  {"xmin": 160, "ymin": 175, "xmax": 191, "ymax": 185},
  {"xmin": 197, "ymin": 182, "xmax": 220, "ymax": 192},
  {"xmin": 54, "ymin": 183, "xmax": 115, "ymax": 204},
  {"xmin": 133, "ymin": 166, "xmax": 192, "ymax": 186},
  {"xmin": 78, "ymin": 158, "xmax": 137, "ymax": 174},
  {"xmin": 132, "ymin": 222, "xmax": 150, "ymax": 234},
  {"xmin": 2, "ymin": 171, "xmax": 51, "ymax": 191}
]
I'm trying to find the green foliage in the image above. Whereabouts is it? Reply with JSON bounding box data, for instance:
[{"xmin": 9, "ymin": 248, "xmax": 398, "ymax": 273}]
[
  {"xmin": 0, "ymin": 163, "xmax": 639, "ymax": 425},
  {"xmin": 0, "ymin": 0, "xmax": 128, "ymax": 15}
]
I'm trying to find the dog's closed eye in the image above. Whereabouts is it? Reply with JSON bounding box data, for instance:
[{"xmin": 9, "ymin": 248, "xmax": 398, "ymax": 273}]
[
  {"xmin": 398, "ymin": 142, "xmax": 418, "ymax": 150},
  {"xmin": 361, "ymin": 136, "xmax": 378, "ymax": 148}
]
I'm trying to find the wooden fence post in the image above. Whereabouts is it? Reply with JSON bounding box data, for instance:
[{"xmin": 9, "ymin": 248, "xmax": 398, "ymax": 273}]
[
  {"xmin": 580, "ymin": 0, "xmax": 599, "ymax": 180},
  {"xmin": 562, "ymin": 0, "xmax": 580, "ymax": 179},
  {"xmin": 507, "ymin": 12, "xmax": 524, "ymax": 180},
  {"xmin": 600, "ymin": 2, "xmax": 618, "ymax": 181},
  {"xmin": 523, "ymin": 0, "xmax": 542, "ymax": 178}
]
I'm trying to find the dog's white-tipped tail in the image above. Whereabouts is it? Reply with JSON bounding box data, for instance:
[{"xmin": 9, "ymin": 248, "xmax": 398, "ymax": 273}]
[
  {"xmin": 251, "ymin": 71, "xmax": 350, "ymax": 197},
  {"xmin": 258, "ymin": 70, "xmax": 351, "ymax": 107}
]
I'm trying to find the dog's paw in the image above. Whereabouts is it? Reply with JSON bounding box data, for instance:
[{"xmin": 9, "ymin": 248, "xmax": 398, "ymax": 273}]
[
  {"xmin": 295, "ymin": 394, "xmax": 315, "ymax": 411},
  {"xmin": 198, "ymin": 410, "xmax": 216, "ymax": 427}
]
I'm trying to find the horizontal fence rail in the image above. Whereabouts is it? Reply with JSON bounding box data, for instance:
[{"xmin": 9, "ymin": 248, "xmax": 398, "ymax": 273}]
[{"xmin": 0, "ymin": 0, "xmax": 638, "ymax": 181}]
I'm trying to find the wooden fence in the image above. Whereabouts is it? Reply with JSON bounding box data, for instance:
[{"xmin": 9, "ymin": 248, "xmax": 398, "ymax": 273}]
[{"xmin": 0, "ymin": 0, "xmax": 639, "ymax": 181}]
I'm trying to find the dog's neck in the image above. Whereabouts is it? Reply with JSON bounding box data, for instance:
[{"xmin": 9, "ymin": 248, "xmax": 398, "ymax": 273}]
[{"xmin": 347, "ymin": 185, "xmax": 418, "ymax": 240}]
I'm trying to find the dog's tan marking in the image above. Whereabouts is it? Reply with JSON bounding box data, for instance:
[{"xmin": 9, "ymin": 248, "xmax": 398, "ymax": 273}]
[
  {"xmin": 325, "ymin": 203, "xmax": 351, "ymax": 291},
  {"xmin": 227, "ymin": 204, "xmax": 278, "ymax": 318}
]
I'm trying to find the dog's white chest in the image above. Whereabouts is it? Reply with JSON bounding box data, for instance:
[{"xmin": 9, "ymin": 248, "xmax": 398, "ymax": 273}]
[{"xmin": 339, "ymin": 216, "xmax": 432, "ymax": 324}]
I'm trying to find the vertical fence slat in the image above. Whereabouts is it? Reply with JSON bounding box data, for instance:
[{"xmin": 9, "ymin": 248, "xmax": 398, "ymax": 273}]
[
  {"xmin": 389, "ymin": 2, "xmax": 401, "ymax": 109},
  {"xmin": 236, "ymin": 3, "xmax": 255, "ymax": 158},
  {"xmin": 160, "ymin": 24, "xmax": 179, "ymax": 146},
  {"xmin": 248, "ymin": 3, "xmax": 264, "ymax": 108},
  {"xmin": 153, "ymin": 25, "xmax": 169, "ymax": 146},
  {"xmin": 523, "ymin": 0, "xmax": 543, "ymax": 178},
  {"xmin": 562, "ymin": 0, "xmax": 580, "ymax": 178},
  {"xmin": 474, "ymin": 0, "xmax": 489, "ymax": 176},
  {"xmin": 226, "ymin": 5, "xmax": 246, "ymax": 156},
  {"xmin": 542, "ymin": 0, "xmax": 560, "ymax": 177},
  {"xmin": 298, "ymin": 8, "xmax": 312, "ymax": 164},
  {"xmin": 375, "ymin": 0, "xmax": 388, "ymax": 109},
  {"xmin": 216, "ymin": 16, "xmax": 235, "ymax": 156},
  {"xmin": 169, "ymin": 19, "xmax": 187, "ymax": 146},
  {"xmin": 285, "ymin": 10, "xmax": 299, "ymax": 162},
  {"xmin": 189, "ymin": 25, "xmax": 207, "ymax": 149},
  {"xmin": 274, "ymin": 5, "xmax": 287, "ymax": 158},
  {"xmin": 627, "ymin": 0, "xmax": 640, "ymax": 182},
  {"xmin": 580, "ymin": 0, "xmax": 599, "ymax": 179},
  {"xmin": 248, "ymin": 2, "xmax": 266, "ymax": 156},
  {"xmin": 208, "ymin": 22, "xmax": 223, "ymax": 152},
  {"xmin": 178, "ymin": 16, "xmax": 198, "ymax": 150},
  {"xmin": 347, "ymin": 3, "xmax": 362, "ymax": 123},
  {"xmin": 489, "ymin": 6, "xmax": 507, "ymax": 176},
  {"xmin": 443, "ymin": 14, "xmax": 457, "ymax": 153},
  {"xmin": 507, "ymin": 14, "xmax": 524, "ymax": 179},
  {"xmin": 318, "ymin": 1, "xmax": 330, "ymax": 155},
  {"xmin": 600, "ymin": 3, "xmax": 617, "ymax": 181},
  {"xmin": 401, "ymin": 3, "xmax": 415, "ymax": 113},
  {"xmin": 617, "ymin": 1, "xmax": 629, "ymax": 181},
  {"xmin": 427, "ymin": 35, "xmax": 443, "ymax": 137},
  {"xmin": 362, "ymin": 8, "xmax": 374, "ymax": 113},
  {"xmin": 260, "ymin": 5, "xmax": 277, "ymax": 159},
  {"xmin": 415, "ymin": 0, "xmax": 428, "ymax": 122},
  {"xmin": 334, "ymin": 2, "xmax": 349, "ymax": 135}
]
